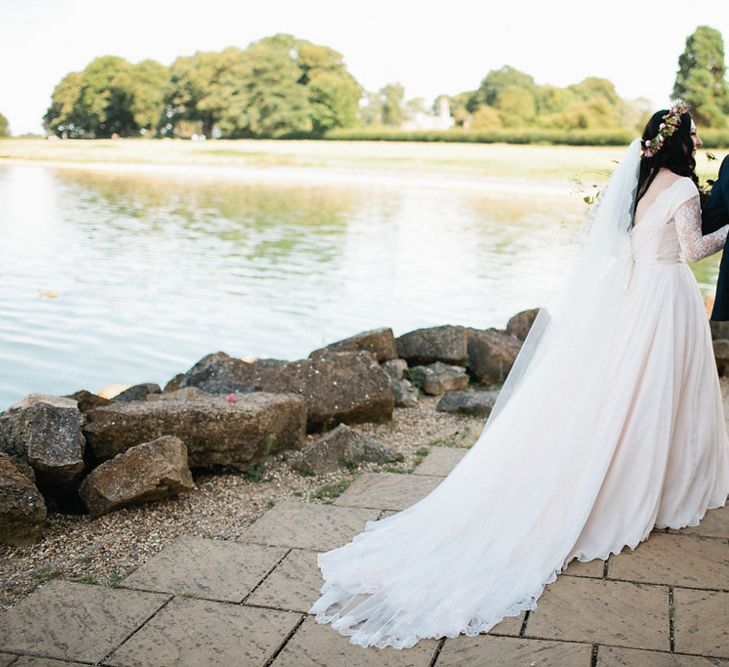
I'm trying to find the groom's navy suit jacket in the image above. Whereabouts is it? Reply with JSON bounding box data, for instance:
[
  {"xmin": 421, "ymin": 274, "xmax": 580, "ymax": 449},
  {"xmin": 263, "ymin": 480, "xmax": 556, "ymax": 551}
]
[{"xmin": 701, "ymin": 155, "xmax": 729, "ymax": 321}]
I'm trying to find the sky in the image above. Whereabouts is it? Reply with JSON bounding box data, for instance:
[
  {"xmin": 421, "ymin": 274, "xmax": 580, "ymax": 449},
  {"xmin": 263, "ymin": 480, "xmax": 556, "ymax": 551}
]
[{"xmin": 1, "ymin": 0, "xmax": 728, "ymax": 136}]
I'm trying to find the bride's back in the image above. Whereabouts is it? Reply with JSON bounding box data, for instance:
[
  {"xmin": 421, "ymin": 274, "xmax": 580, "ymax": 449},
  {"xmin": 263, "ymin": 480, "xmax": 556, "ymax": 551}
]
[
  {"xmin": 633, "ymin": 168, "xmax": 685, "ymax": 228},
  {"xmin": 629, "ymin": 168, "xmax": 700, "ymax": 265}
]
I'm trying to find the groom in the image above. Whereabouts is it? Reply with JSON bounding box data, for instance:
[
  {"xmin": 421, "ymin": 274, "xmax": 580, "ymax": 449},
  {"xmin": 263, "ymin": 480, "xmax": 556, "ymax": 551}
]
[{"xmin": 702, "ymin": 153, "xmax": 729, "ymax": 320}]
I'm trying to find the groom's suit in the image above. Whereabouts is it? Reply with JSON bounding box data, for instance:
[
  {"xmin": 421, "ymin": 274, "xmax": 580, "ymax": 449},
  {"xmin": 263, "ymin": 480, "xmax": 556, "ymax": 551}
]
[{"xmin": 701, "ymin": 155, "xmax": 729, "ymax": 321}]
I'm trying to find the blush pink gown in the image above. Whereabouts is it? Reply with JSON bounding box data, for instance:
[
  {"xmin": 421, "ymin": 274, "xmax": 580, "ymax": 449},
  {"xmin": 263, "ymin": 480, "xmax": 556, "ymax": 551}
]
[{"xmin": 310, "ymin": 176, "xmax": 729, "ymax": 650}]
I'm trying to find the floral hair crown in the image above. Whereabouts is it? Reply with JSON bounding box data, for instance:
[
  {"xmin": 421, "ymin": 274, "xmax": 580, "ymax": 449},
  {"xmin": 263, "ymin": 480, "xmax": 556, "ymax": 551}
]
[{"xmin": 641, "ymin": 99, "xmax": 690, "ymax": 158}]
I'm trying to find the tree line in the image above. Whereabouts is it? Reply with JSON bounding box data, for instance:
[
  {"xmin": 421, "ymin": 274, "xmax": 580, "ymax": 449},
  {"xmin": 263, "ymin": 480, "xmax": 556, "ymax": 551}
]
[{"xmin": 0, "ymin": 25, "xmax": 726, "ymax": 140}]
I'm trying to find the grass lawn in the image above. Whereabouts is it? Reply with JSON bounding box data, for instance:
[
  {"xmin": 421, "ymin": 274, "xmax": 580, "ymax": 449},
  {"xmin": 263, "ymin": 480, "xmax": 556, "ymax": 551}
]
[{"xmin": 2, "ymin": 137, "xmax": 726, "ymax": 185}]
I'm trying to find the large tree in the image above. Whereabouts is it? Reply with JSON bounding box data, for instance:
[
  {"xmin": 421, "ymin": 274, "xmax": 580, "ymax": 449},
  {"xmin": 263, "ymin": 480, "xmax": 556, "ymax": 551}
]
[
  {"xmin": 259, "ymin": 34, "xmax": 361, "ymax": 132},
  {"xmin": 130, "ymin": 59, "xmax": 170, "ymax": 135},
  {"xmin": 216, "ymin": 42, "xmax": 313, "ymax": 137},
  {"xmin": 673, "ymin": 25, "xmax": 729, "ymax": 128},
  {"xmin": 74, "ymin": 56, "xmax": 137, "ymax": 137},
  {"xmin": 380, "ymin": 82, "xmax": 405, "ymax": 126},
  {"xmin": 166, "ymin": 50, "xmax": 230, "ymax": 138},
  {"xmin": 43, "ymin": 71, "xmax": 85, "ymax": 136},
  {"xmin": 164, "ymin": 34, "xmax": 361, "ymax": 137},
  {"xmin": 44, "ymin": 56, "xmax": 169, "ymax": 137},
  {"xmin": 473, "ymin": 66, "xmax": 539, "ymax": 127}
]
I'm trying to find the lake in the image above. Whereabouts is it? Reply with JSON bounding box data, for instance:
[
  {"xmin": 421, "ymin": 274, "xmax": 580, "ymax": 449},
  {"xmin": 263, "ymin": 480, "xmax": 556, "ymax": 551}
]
[{"xmin": 0, "ymin": 159, "xmax": 721, "ymax": 410}]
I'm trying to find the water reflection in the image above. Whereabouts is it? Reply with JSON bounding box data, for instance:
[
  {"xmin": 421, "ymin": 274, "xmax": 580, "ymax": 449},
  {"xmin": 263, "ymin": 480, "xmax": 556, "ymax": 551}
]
[{"xmin": 0, "ymin": 163, "xmax": 720, "ymax": 410}]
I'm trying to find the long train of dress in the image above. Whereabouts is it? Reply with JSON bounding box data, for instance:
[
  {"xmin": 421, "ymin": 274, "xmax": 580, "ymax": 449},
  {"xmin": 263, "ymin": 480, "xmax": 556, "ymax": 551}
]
[{"xmin": 309, "ymin": 175, "xmax": 729, "ymax": 650}]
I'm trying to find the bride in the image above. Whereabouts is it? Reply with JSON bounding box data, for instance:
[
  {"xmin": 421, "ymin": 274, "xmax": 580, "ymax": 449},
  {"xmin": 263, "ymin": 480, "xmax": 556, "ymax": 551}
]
[{"xmin": 309, "ymin": 100, "xmax": 729, "ymax": 650}]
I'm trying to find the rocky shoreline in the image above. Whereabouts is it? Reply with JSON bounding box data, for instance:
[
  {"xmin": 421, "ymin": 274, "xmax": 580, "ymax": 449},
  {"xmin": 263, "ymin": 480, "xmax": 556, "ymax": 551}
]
[{"xmin": 3, "ymin": 308, "xmax": 729, "ymax": 613}]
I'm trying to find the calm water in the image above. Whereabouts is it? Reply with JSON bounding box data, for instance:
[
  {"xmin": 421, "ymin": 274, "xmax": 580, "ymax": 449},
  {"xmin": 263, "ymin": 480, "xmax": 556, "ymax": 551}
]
[{"xmin": 0, "ymin": 163, "xmax": 720, "ymax": 410}]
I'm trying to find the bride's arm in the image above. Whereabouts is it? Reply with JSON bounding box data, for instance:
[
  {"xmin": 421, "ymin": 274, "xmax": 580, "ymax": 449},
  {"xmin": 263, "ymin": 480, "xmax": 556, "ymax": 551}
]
[{"xmin": 675, "ymin": 194, "xmax": 729, "ymax": 262}]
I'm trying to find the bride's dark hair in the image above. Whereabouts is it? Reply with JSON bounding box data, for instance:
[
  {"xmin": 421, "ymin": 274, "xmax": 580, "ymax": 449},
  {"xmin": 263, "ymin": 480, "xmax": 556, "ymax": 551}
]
[{"xmin": 635, "ymin": 109, "xmax": 699, "ymax": 206}]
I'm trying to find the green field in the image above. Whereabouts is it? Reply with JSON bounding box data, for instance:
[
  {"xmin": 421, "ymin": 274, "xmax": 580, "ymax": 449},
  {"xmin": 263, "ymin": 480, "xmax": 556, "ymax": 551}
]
[{"xmin": 0, "ymin": 138, "xmax": 725, "ymax": 186}]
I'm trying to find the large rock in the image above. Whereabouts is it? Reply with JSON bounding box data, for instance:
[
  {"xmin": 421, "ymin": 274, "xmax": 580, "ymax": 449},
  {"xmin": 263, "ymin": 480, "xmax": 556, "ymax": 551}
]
[
  {"xmin": 0, "ymin": 452, "xmax": 47, "ymax": 546},
  {"xmin": 395, "ymin": 325, "xmax": 468, "ymax": 366},
  {"xmin": 8, "ymin": 393, "xmax": 78, "ymax": 410},
  {"xmin": 308, "ymin": 327, "xmax": 398, "ymax": 362},
  {"xmin": 163, "ymin": 373, "xmax": 186, "ymax": 392},
  {"xmin": 287, "ymin": 423, "xmax": 403, "ymax": 474},
  {"xmin": 83, "ymin": 392, "xmax": 306, "ymax": 471},
  {"xmin": 0, "ymin": 399, "xmax": 86, "ymax": 494},
  {"xmin": 112, "ymin": 383, "xmax": 162, "ymax": 403},
  {"xmin": 409, "ymin": 361, "xmax": 469, "ymax": 396},
  {"xmin": 381, "ymin": 359, "xmax": 418, "ymax": 407},
  {"xmin": 505, "ymin": 308, "xmax": 541, "ymax": 342},
  {"xmin": 167, "ymin": 351, "xmax": 254, "ymax": 394},
  {"xmin": 381, "ymin": 359, "xmax": 408, "ymax": 380},
  {"xmin": 391, "ymin": 378, "xmax": 419, "ymax": 407},
  {"xmin": 78, "ymin": 435, "xmax": 195, "ymax": 518},
  {"xmin": 64, "ymin": 389, "xmax": 111, "ymax": 413},
  {"xmin": 466, "ymin": 328, "xmax": 523, "ymax": 385},
  {"xmin": 436, "ymin": 390, "xmax": 499, "ymax": 417},
  {"xmin": 174, "ymin": 350, "xmax": 393, "ymax": 431}
]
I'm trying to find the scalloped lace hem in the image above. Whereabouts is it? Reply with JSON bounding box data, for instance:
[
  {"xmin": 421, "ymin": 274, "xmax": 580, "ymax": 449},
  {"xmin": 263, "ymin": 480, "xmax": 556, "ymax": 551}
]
[{"xmin": 309, "ymin": 494, "xmax": 729, "ymax": 650}]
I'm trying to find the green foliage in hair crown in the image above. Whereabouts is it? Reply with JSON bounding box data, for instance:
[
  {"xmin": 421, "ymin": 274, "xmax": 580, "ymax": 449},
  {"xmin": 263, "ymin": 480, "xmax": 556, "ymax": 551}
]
[{"xmin": 640, "ymin": 99, "xmax": 690, "ymax": 158}]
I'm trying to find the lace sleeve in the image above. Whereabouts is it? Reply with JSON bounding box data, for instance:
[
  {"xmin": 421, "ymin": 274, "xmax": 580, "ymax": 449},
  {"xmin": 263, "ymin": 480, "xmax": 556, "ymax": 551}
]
[{"xmin": 675, "ymin": 194, "xmax": 729, "ymax": 262}]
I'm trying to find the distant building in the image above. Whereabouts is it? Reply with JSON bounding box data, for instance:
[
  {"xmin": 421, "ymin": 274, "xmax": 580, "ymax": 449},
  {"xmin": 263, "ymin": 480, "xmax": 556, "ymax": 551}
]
[{"xmin": 401, "ymin": 97, "xmax": 453, "ymax": 131}]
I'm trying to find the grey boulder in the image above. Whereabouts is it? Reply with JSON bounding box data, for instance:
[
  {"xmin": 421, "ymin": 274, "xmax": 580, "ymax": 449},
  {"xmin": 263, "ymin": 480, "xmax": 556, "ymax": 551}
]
[
  {"xmin": 287, "ymin": 423, "xmax": 403, "ymax": 474},
  {"xmin": 505, "ymin": 308, "xmax": 541, "ymax": 342},
  {"xmin": 395, "ymin": 325, "xmax": 468, "ymax": 366},
  {"xmin": 0, "ymin": 398, "xmax": 86, "ymax": 493},
  {"xmin": 0, "ymin": 452, "xmax": 47, "ymax": 546},
  {"xmin": 79, "ymin": 435, "xmax": 195, "ymax": 518},
  {"xmin": 83, "ymin": 391, "xmax": 306, "ymax": 471},
  {"xmin": 436, "ymin": 390, "xmax": 500, "ymax": 417},
  {"xmin": 466, "ymin": 328, "xmax": 522, "ymax": 385},
  {"xmin": 309, "ymin": 327, "xmax": 398, "ymax": 362},
  {"xmin": 409, "ymin": 361, "xmax": 469, "ymax": 396},
  {"xmin": 173, "ymin": 350, "xmax": 393, "ymax": 431}
]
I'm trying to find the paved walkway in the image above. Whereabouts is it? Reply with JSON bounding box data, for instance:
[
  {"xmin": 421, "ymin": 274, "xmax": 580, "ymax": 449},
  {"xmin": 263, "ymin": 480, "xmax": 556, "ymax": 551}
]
[{"xmin": 1, "ymin": 446, "xmax": 728, "ymax": 666}]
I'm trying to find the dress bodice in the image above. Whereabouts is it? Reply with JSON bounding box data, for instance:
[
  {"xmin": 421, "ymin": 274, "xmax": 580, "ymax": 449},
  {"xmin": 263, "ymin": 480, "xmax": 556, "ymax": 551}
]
[
  {"xmin": 622, "ymin": 176, "xmax": 729, "ymax": 292},
  {"xmin": 630, "ymin": 178, "xmax": 696, "ymax": 264}
]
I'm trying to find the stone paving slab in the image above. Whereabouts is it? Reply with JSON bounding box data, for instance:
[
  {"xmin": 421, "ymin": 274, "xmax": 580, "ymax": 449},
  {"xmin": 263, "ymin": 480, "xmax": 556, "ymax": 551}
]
[
  {"xmin": 0, "ymin": 580, "xmax": 168, "ymax": 664},
  {"xmin": 411, "ymin": 446, "xmax": 468, "ymax": 477},
  {"xmin": 270, "ymin": 615, "xmax": 438, "ymax": 666},
  {"xmin": 673, "ymin": 588, "xmax": 729, "ymax": 659},
  {"xmin": 121, "ymin": 535, "xmax": 287, "ymax": 602},
  {"xmin": 12, "ymin": 657, "xmax": 92, "ymax": 666},
  {"xmin": 524, "ymin": 576, "xmax": 669, "ymax": 651},
  {"xmin": 333, "ymin": 472, "xmax": 442, "ymax": 510},
  {"xmin": 106, "ymin": 596, "xmax": 300, "ymax": 667},
  {"xmin": 562, "ymin": 556, "xmax": 605, "ymax": 578},
  {"xmin": 666, "ymin": 505, "xmax": 729, "ymax": 540},
  {"xmin": 246, "ymin": 548, "xmax": 322, "ymax": 613},
  {"xmin": 607, "ymin": 533, "xmax": 729, "ymax": 589},
  {"xmin": 596, "ymin": 644, "xmax": 729, "ymax": 665},
  {"xmin": 238, "ymin": 499, "xmax": 379, "ymax": 550},
  {"xmin": 436, "ymin": 634, "xmax": 592, "ymax": 666},
  {"xmin": 488, "ymin": 610, "xmax": 526, "ymax": 636}
]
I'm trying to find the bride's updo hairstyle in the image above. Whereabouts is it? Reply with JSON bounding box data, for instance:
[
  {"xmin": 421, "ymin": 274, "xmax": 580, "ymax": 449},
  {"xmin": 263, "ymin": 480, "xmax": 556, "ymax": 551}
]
[{"xmin": 635, "ymin": 104, "xmax": 699, "ymax": 206}]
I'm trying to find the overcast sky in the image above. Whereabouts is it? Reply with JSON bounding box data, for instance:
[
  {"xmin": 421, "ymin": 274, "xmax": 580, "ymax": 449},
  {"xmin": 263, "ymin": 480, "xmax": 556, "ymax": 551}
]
[{"xmin": 1, "ymin": 0, "xmax": 728, "ymax": 135}]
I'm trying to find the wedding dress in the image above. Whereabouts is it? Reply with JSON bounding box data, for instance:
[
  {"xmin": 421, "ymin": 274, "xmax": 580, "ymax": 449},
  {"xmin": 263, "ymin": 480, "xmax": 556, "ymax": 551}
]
[{"xmin": 309, "ymin": 139, "xmax": 729, "ymax": 650}]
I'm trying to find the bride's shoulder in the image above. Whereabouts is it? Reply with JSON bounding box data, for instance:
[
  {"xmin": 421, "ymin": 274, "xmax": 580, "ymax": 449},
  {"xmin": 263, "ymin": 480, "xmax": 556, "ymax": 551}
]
[{"xmin": 675, "ymin": 176, "xmax": 699, "ymax": 195}]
